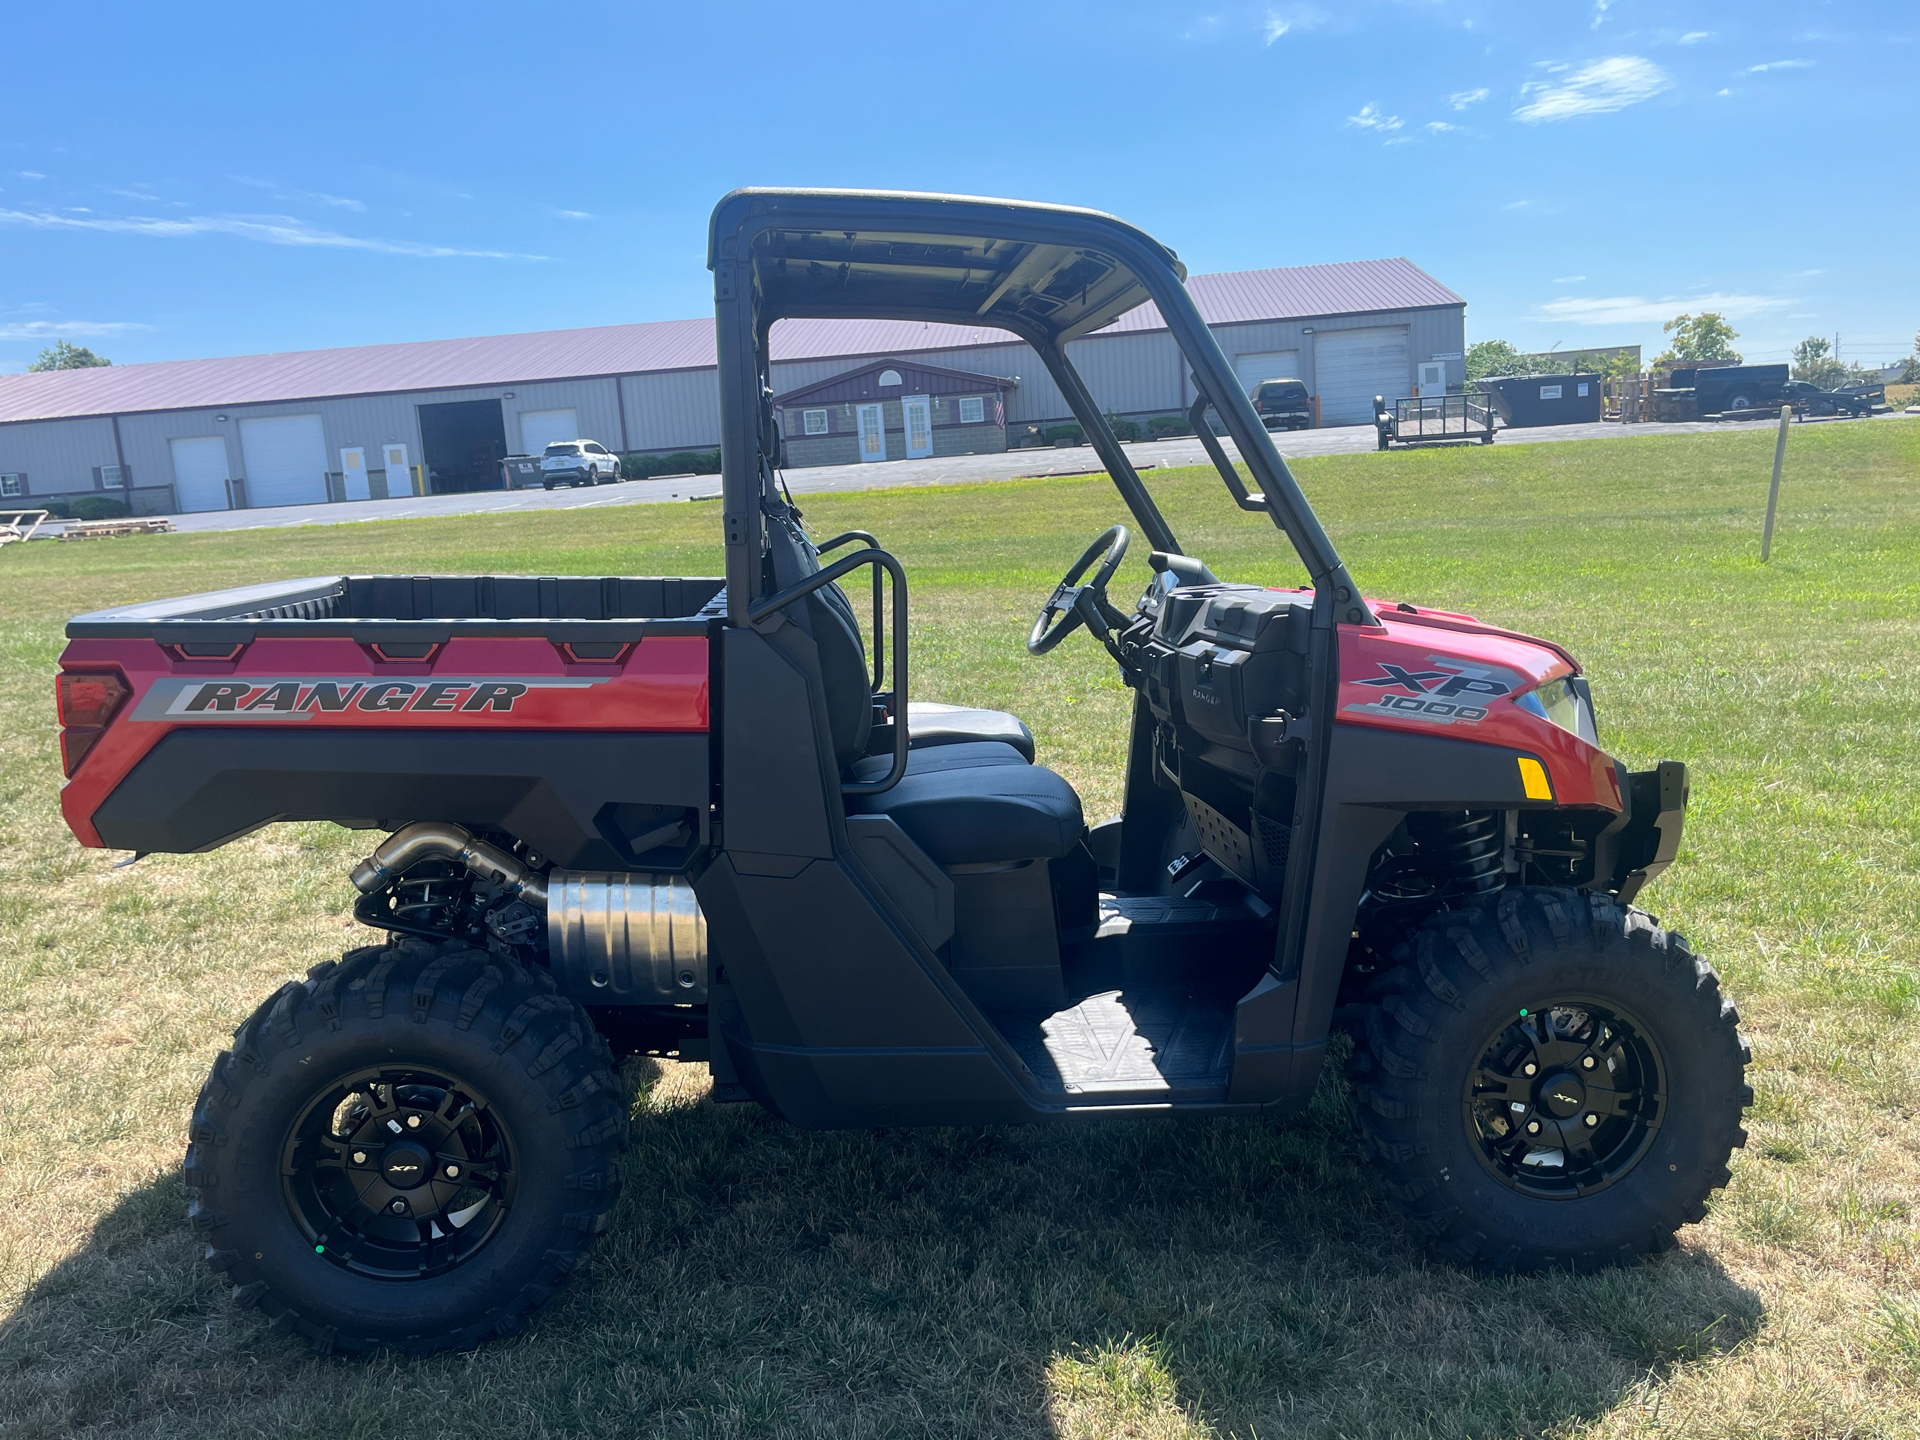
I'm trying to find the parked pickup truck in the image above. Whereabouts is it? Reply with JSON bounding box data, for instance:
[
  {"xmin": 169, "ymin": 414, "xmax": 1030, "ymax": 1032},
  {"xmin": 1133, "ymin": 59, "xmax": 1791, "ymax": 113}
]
[{"xmin": 1660, "ymin": 364, "xmax": 1879, "ymax": 420}]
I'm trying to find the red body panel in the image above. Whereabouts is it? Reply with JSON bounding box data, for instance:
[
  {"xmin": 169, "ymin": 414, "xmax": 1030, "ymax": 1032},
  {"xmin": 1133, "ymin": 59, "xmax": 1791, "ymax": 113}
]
[
  {"xmin": 58, "ymin": 633, "xmax": 709, "ymax": 847},
  {"xmin": 1335, "ymin": 600, "xmax": 1621, "ymax": 811}
]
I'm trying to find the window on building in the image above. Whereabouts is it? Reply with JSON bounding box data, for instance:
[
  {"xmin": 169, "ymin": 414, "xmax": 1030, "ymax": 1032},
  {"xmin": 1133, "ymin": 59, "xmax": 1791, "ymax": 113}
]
[
  {"xmin": 877, "ymin": 369, "xmax": 903, "ymax": 387},
  {"xmin": 0, "ymin": 474, "xmax": 22, "ymax": 498},
  {"xmin": 804, "ymin": 408, "xmax": 829, "ymax": 435},
  {"xmin": 959, "ymin": 396, "xmax": 985, "ymax": 424},
  {"xmin": 100, "ymin": 465, "xmax": 125, "ymax": 489}
]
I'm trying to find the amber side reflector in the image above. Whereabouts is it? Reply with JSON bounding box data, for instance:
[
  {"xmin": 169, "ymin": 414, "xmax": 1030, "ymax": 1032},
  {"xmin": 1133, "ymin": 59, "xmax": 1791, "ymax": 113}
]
[
  {"xmin": 56, "ymin": 669, "xmax": 132, "ymax": 776},
  {"xmin": 1517, "ymin": 756, "xmax": 1554, "ymax": 801}
]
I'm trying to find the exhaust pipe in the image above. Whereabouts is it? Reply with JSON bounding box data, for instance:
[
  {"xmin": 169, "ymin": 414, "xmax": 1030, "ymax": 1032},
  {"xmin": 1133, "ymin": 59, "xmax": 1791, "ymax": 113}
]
[
  {"xmin": 350, "ymin": 822, "xmax": 549, "ymax": 907},
  {"xmin": 349, "ymin": 823, "xmax": 706, "ymax": 1004}
]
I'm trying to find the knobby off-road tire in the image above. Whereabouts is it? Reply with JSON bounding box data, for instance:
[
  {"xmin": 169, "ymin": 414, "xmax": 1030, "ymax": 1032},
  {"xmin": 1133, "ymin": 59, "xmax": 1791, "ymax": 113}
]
[
  {"xmin": 1347, "ymin": 886, "xmax": 1751, "ymax": 1272},
  {"xmin": 184, "ymin": 939, "xmax": 627, "ymax": 1355}
]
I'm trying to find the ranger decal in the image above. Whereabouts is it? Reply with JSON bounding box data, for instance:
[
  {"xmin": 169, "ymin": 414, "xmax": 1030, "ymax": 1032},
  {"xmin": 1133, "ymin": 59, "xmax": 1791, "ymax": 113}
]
[{"xmin": 130, "ymin": 676, "xmax": 607, "ymax": 722}]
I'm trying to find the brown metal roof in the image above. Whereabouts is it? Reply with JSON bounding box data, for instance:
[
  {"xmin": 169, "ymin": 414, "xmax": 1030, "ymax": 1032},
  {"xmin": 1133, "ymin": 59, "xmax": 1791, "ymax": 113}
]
[{"xmin": 0, "ymin": 258, "xmax": 1459, "ymax": 425}]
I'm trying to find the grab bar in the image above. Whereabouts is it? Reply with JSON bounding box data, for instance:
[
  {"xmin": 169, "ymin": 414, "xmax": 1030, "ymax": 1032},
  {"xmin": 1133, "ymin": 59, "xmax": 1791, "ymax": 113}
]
[{"xmin": 748, "ymin": 546, "xmax": 909, "ymax": 796}]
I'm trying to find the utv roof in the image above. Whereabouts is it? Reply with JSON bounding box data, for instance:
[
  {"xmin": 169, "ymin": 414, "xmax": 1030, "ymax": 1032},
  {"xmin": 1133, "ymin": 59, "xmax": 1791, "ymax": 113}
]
[{"xmin": 707, "ymin": 188, "xmax": 1187, "ymax": 347}]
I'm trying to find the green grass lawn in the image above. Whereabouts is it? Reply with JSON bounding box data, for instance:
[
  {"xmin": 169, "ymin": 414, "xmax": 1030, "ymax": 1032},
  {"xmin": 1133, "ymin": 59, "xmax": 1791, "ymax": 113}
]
[{"xmin": 1, "ymin": 420, "xmax": 1917, "ymax": 1438}]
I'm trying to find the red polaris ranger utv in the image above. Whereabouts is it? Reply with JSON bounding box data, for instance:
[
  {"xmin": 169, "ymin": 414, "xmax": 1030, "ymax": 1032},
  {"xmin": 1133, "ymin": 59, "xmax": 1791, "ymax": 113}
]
[{"xmin": 55, "ymin": 190, "xmax": 1749, "ymax": 1356}]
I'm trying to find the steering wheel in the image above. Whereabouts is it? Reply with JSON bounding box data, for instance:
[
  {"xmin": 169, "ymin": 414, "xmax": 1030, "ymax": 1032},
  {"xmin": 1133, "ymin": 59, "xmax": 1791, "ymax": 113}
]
[{"xmin": 1028, "ymin": 524, "xmax": 1130, "ymax": 655}]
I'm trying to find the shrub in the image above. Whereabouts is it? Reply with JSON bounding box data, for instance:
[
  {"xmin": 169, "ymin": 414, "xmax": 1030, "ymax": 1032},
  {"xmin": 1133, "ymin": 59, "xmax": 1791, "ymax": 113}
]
[
  {"xmin": 70, "ymin": 497, "xmax": 130, "ymax": 521},
  {"xmin": 34, "ymin": 501, "xmax": 74, "ymax": 519},
  {"xmin": 622, "ymin": 449, "xmax": 722, "ymax": 479},
  {"xmin": 1145, "ymin": 414, "xmax": 1192, "ymax": 438},
  {"xmin": 1042, "ymin": 424, "xmax": 1085, "ymax": 446},
  {"xmin": 1104, "ymin": 413, "xmax": 1141, "ymax": 442}
]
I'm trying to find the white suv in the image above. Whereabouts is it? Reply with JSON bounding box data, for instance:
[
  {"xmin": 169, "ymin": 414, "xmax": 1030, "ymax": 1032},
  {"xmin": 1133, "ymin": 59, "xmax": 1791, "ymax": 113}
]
[{"xmin": 539, "ymin": 440, "xmax": 622, "ymax": 489}]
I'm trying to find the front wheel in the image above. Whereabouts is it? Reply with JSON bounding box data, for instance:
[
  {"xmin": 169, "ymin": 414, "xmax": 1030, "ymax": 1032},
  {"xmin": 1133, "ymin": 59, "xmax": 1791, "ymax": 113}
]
[
  {"xmin": 1347, "ymin": 887, "xmax": 1750, "ymax": 1272},
  {"xmin": 184, "ymin": 940, "xmax": 627, "ymax": 1354}
]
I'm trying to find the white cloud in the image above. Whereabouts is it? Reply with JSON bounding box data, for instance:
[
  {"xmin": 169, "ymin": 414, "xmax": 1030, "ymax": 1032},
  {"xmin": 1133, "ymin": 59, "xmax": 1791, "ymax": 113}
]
[
  {"xmin": 1503, "ymin": 200, "xmax": 1531, "ymax": 210},
  {"xmin": 1591, "ymin": 0, "xmax": 1614, "ymax": 30},
  {"xmin": 17, "ymin": 171, "xmax": 45, "ymax": 180},
  {"xmin": 1717, "ymin": 87, "xmax": 1731, "ymax": 96},
  {"xmin": 1554, "ymin": 274, "xmax": 1587, "ymax": 283},
  {"xmin": 1513, "ymin": 56, "xmax": 1674, "ymax": 122},
  {"xmin": 0, "ymin": 319, "xmax": 149, "ymax": 340},
  {"xmin": 1347, "ymin": 103, "xmax": 1402, "ymax": 132},
  {"xmin": 1747, "ymin": 59, "xmax": 1812, "ymax": 72},
  {"xmin": 1425, "ymin": 120, "xmax": 1460, "ymax": 132},
  {"xmin": 1262, "ymin": 7, "xmax": 1323, "ymax": 43},
  {"xmin": 1535, "ymin": 292, "xmax": 1791, "ymax": 325},
  {"xmin": 557, "ymin": 209, "xmax": 595, "ymax": 220},
  {"xmin": 1449, "ymin": 87, "xmax": 1490, "ymax": 109},
  {"xmin": 1679, "ymin": 30, "xmax": 1712, "ymax": 43},
  {"xmin": 0, "ymin": 207, "xmax": 542, "ymax": 259},
  {"xmin": 232, "ymin": 175, "xmax": 367, "ymax": 211}
]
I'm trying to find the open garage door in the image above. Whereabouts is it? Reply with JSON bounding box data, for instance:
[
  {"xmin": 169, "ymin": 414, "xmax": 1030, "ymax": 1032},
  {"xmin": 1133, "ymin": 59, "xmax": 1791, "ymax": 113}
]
[
  {"xmin": 519, "ymin": 408, "xmax": 579, "ymax": 456},
  {"xmin": 169, "ymin": 435, "xmax": 232, "ymax": 512},
  {"xmin": 1233, "ymin": 349, "xmax": 1301, "ymax": 395},
  {"xmin": 239, "ymin": 415, "xmax": 329, "ymax": 508},
  {"xmin": 1313, "ymin": 327, "xmax": 1410, "ymax": 425}
]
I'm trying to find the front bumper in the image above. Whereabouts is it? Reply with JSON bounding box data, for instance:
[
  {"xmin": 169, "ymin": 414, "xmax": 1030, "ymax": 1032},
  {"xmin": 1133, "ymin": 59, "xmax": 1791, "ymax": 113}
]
[{"xmin": 1611, "ymin": 760, "xmax": 1688, "ymax": 904}]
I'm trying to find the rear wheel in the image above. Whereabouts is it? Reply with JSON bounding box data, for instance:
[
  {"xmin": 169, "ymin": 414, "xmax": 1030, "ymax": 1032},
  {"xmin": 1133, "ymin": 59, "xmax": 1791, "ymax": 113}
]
[
  {"xmin": 1725, "ymin": 391, "xmax": 1755, "ymax": 411},
  {"xmin": 184, "ymin": 940, "xmax": 627, "ymax": 1354},
  {"xmin": 1346, "ymin": 887, "xmax": 1750, "ymax": 1271}
]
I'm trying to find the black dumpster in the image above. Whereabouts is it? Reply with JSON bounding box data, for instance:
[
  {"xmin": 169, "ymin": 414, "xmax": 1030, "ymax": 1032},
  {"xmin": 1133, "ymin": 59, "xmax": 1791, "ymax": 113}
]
[
  {"xmin": 1478, "ymin": 373, "xmax": 1603, "ymax": 428},
  {"xmin": 501, "ymin": 455, "xmax": 542, "ymax": 489}
]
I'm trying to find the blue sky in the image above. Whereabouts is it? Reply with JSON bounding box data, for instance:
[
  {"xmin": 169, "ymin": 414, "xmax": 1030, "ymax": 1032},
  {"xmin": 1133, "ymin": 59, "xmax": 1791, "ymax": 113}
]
[{"xmin": 3, "ymin": 0, "xmax": 1914, "ymax": 374}]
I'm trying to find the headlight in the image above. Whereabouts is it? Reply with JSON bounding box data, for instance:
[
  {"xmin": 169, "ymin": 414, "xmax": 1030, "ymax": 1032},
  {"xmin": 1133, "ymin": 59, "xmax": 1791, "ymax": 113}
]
[{"xmin": 1513, "ymin": 675, "xmax": 1598, "ymax": 745}]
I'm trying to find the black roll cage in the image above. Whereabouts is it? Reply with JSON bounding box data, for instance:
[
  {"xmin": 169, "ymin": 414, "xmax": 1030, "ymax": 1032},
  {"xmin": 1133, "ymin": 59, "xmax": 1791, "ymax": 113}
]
[{"xmin": 707, "ymin": 188, "xmax": 1378, "ymax": 634}]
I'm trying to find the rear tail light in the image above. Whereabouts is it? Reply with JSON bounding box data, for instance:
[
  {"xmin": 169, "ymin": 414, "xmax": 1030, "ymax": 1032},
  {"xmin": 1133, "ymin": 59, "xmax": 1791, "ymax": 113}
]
[{"xmin": 56, "ymin": 668, "xmax": 131, "ymax": 776}]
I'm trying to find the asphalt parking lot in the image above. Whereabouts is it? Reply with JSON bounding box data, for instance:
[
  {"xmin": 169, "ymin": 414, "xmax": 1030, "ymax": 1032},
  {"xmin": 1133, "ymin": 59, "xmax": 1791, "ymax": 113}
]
[{"xmin": 157, "ymin": 412, "xmax": 1909, "ymax": 535}]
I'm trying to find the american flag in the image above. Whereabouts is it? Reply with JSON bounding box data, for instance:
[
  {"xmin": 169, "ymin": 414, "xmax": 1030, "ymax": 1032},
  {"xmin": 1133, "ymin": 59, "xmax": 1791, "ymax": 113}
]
[{"xmin": 994, "ymin": 393, "xmax": 1005, "ymax": 427}]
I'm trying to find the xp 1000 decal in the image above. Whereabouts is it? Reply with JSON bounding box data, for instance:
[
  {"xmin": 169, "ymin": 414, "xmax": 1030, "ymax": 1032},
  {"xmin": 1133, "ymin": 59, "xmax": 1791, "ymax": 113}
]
[
  {"xmin": 129, "ymin": 676, "xmax": 607, "ymax": 722},
  {"xmin": 1342, "ymin": 657, "xmax": 1522, "ymax": 727}
]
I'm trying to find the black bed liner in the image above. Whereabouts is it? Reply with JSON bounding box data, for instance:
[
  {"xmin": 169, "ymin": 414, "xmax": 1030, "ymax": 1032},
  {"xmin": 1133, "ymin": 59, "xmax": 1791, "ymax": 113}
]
[{"xmin": 66, "ymin": 574, "xmax": 728, "ymax": 643}]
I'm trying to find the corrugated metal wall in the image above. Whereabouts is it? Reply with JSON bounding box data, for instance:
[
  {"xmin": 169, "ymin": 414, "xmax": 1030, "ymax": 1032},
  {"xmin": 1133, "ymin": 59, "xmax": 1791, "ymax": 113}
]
[
  {"xmin": 0, "ymin": 304, "xmax": 1465, "ymax": 507},
  {"xmin": 0, "ymin": 416, "xmax": 120, "ymax": 496}
]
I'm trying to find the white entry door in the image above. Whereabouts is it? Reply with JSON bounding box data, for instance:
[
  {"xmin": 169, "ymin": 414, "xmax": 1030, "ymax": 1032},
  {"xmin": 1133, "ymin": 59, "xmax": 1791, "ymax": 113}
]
[
  {"xmin": 381, "ymin": 443, "xmax": 412, "ymax": 498},
  {"xmin": 519, "ymin": 408, "xmax": 579, "ymax": 456},
  {"xmin": 901, "ymin": 395, "xmax": 933, "ymax": 458},
  {"xmin": 1416, "ymin": 362, "xmax": 1447, "ymax": 399},
  {"xmin": 169, "ymin": 435, "xmax": 231, "ymax": 512},
  {"xmin": 340, "ymin": 447, "xmax": 370, "ymax": 500},
  {"xmin": 1313, "ymin": 327, "xmax": 1412, "ymax": 425},
  {"xmin": 238, "ymin": 415, "xmax": 329, "ymax": 508},
  {"xmin": 856, "ymin": 404, "xmax": 886, "ymax": 462}
]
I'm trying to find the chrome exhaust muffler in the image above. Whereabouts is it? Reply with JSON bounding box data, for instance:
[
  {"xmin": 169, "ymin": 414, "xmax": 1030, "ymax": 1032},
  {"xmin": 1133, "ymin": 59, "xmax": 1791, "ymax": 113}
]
[{"xmin": 546, "ymin": 870, "xmax": 707, "ymax": 1004}]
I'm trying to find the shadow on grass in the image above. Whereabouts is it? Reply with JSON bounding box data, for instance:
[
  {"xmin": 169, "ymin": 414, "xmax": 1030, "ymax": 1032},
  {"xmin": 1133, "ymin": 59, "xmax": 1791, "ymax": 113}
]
[{"xmin": 0, "ymin": 1059, "xmax": 1764, "ymax": 1439}]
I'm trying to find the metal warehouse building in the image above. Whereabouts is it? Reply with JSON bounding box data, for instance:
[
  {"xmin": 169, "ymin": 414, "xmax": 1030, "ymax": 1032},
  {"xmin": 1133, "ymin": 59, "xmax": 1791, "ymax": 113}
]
[{"xmin": 0, "ymin": 258, "xmax": 1462, "ymax": 516}]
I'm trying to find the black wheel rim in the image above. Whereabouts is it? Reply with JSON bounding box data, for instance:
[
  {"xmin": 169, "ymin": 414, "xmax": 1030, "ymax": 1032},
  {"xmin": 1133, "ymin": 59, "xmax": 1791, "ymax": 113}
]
[
  {"xmin": 1462, "ymin": 999, "xmax": 1665, "ymax": 1199},
  {"xmin": 281, "ymin": 1065, "xmax": 517, "ymax": 1280}
]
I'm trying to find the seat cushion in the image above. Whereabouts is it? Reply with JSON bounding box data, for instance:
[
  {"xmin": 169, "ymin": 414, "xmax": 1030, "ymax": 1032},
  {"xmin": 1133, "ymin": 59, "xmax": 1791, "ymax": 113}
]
[
  {"xmin": 906, "ymin": 701, "xmax": 1035, "ymax": 763},
  {"xmin": 846, "ymin": 741, "xmax": 1083, "ymax": 867}
]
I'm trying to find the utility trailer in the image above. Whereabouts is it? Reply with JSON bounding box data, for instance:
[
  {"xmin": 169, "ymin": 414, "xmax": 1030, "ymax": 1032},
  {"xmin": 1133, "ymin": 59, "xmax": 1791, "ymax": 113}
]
[
  {"xmin": 1371, "ymin": 393, "xmax": 1497, "ymax": 449},
  {"xmin": 54, "ymin": 190, "xmax": 1751, "ymax": 1356}
]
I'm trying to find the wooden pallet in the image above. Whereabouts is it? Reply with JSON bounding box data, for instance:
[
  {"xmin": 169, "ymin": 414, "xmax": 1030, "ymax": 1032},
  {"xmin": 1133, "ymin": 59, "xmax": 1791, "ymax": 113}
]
[{"xmin": 57, "ymin": 517, "xmax": 177, "ymax": 540}]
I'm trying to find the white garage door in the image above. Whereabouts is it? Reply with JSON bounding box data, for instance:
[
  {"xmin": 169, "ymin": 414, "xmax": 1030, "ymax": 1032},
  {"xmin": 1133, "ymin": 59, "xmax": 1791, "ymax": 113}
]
[
  {"xmin": 169, "ymin": 435, "xmax": 231, "ymax": 513},
  {"xmin": 1313, "ymin": 327, "xmax": 1411, "ymax": 425},
  {"xmin": 239, "ymin": 415, "xmax": 329, "ymax": 508},
  {"xmin": 1234, "ymin": 349, "xmax": 1301, "ymax": 395},
  {"xmin": 519, "ymin": 408, "xmax": 579, "ymax": 455}
]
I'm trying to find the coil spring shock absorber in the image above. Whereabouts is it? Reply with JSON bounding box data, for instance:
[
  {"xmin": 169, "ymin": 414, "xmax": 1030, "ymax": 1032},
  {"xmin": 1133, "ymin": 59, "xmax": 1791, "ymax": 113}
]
[
  {"xmin": 1433, "ymin": 810, "xmax": 1505, "ymax": 894},
  {"xmin": 390, "ymin": 859, "xmax": 468, "ymax": 930}
]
